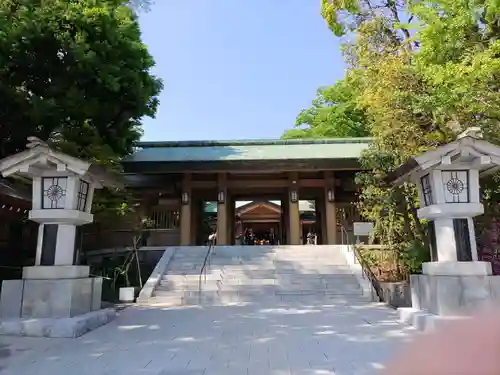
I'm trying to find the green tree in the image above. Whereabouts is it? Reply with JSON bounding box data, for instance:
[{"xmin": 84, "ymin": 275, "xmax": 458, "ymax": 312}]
[
  {"xmin": 320, "ymin": 0, "xmax": 500, "ymax": 146},
  {"xmin": 314, "ymin": 0, "xmax": 500, "ymax": 270},
  {"xmin": 283, "ymin": 79, "xmax": 370, "ymax": 139},
  {"xmin": 320, "ymin": 0, "xmax": 415, "ymax": 46},
  {"xmin": 282, "ymin": 0, "xmax": 500, "ymax": 272},
  {"xmin": 0, "ymin": 0, "xmax": 162, "ymax": 166}
]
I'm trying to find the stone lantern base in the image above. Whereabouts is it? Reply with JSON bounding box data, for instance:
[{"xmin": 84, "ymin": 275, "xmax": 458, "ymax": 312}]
[
  {"xmin": 0, "ymin": 266, "xmax": 115, "ymax": 338},
  {"xmin": 422, "ymin": 260, "xmax": 492, "ymax": 276},
  {"xmin": 399, "ymin": 261, "xmax": 500, "ymax": 332}
]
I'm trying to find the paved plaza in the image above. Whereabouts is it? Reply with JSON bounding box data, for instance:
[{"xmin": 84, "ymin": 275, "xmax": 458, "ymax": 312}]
[{"xmin": 0, "ymin": 299, "xmax": 417, "ymax": 375}]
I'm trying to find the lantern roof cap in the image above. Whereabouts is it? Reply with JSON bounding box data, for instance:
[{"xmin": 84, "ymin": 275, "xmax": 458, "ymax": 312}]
[
  {"xmin": 387, "ymin": 129, "xmax": 500, "ymax": 185},
  {"xmin": 0, "ymin": 137, "xmax": 122, "ymax": 189}
]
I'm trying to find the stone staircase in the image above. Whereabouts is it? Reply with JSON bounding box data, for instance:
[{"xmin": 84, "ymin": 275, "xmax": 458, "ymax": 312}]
[{"xmin": 142, "ymin": 245, "xmax": 373, "ymax": 306}]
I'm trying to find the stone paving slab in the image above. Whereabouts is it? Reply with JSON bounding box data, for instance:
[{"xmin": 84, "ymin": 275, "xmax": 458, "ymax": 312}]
[{"xmin": 0, "ymin": 299, "xmax": 417, "ymax": 375}]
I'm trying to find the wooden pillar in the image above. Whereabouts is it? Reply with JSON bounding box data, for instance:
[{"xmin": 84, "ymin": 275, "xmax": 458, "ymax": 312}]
[
  {"xmin": 228, "ymin": 193, "xmax": 235, "ymax": 245},
  {"xmin": 282, "ymin": 198, "xmax": 289, "ymax": 245},
  {"xmin": 180, "ymin": 173, "xmax": 192, "ymax": 246},
  {"xmin": 217, "ymin": 173, "xmax": 229, "ymax": 245},
  {"xmin": 324, "ymin": 171, "xmax": 337, "ymax": 245},
  {"xmin": 281, "ymin": 198, "xmax": 287, "ymax": 245},
  {"xmin": 288, "ymin": 172, "xmax": 301, "ymax": 245},
  {"xmin": 190, "ymin": 198, "xmax": 201, "ymax": 245},
  {"xmin": 236, "ymin": 215, "xmax": 243, "ymax": 244},
  {"xmin": 316, "ymin": 196, "xmax": 327, "ymax": 245}
]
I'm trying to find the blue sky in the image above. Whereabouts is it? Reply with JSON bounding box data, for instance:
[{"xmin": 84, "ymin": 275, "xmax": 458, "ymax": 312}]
[{"xmin": 138, "ymin": 1, "xmax": 344, "ymax": 141}]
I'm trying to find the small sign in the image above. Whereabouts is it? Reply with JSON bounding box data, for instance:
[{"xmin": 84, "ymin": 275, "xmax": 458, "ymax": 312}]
[{"xmin": 353, "ymin": 222, "xmax": 373, "ymax": 236}]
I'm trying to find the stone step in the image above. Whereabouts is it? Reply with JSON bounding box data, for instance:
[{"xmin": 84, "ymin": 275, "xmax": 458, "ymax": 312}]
[
  {"xmin": 162, "ymin": 272, "xmax": 223, "ymax": 280},
  {"xmin": 274, "ymin": 284, "xmax": 361, "ymax": 290},
  {"xmin": 147, "ymin": 291, "xmax": 370, "ymax": 307},
  {"xmin": 273, "ymin": 277, "xmax": 360, "ymax": 283},
  {"xmin": 217, "ymin": 265, "xmax": 349, "ymax": 271},
  {"xmin": 155, "ymin": 284, "xmax": 362, "ymax": 296},
  {"xmin": 160, "ymin": 279, "xmax": 221, "ymax": 287},
  {"xmin": 162, "ymin": 270, "xmax": 212, "ymax": 276},
  {"xmin": 156, "ymin": 288, "xmax": 216, "ymax": 293},
  {"xmin": 137, "ymin": 295, "xmax": 184, "ymax": 306},
  {"xmin": 217, "ymin": 274, "xmax": 355, "ymax": 279},
  {"xmin": 161, "ymin": 281, "xmax": 357, "ymax": 290},
  {"xmin": 165, "ymin": 266, "xmax": 204, "ymax": 271},
  {"xmin": 215, "ymin": 254, "xmax": 346, "ymax": 258},
  {"xmin": 212, "ymin": 256, "xmax": 347, "ymax": 260},
  {"xmin": 157, "ymin": 285, "xmax": 362, "ymax": 294},
  {"xmin": 159, "ymin": 280, "xmax": 218, "ymax": 286},
  {"xmin": 214, "ymin": 257, "xmax": 347, "ymax": 260},
  {"xmin": 215, "ymin": 274, "xmax": 357, "ymax": 281},
  {"xmin": 220, "ymin": 278, "xmax": 361, "ymax": 285},
  {"xmin": 220, "ymin": 255, "xmax": 346, "ymax": 258},
  {"xmin": 220, "ymin": 271, "xmax": 354, "ymax": 275},
  {"xmin": 213, "ymin": 247, "xmax": 346, "ymax": 252},
  {"xmin": 157, "ymin": 279, "xmax": 361, "ymax": 289},
  {"xmin": 172, "ymin": 252, "xmax": 210, "ymax": 256},
  {"xmin": 219, "ymin": 262, "xmax": 352, "ymax": 267},
  {"xmin": 159, "ymin": 280, "xmax": 220, "ymax": 288},
  {"xmin": 143, "ymin": 245, "xmax": 364, "ymax": 305}
]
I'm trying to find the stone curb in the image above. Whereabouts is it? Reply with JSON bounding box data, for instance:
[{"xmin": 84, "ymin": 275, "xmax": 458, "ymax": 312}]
[{"xmin": 136, "ymin": 247, "xmax": 176, "ymax": 303}]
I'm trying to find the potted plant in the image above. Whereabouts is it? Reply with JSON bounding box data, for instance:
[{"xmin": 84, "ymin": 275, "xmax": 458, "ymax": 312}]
[{"xmin": 117, "ymin": 214, "xmax": 154, "ymax": 303}]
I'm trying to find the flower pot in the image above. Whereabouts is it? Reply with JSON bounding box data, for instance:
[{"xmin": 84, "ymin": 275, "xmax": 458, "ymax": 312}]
[{"xmin": 119, "ymin": 287, "xmax": 137, "ymax": 303}]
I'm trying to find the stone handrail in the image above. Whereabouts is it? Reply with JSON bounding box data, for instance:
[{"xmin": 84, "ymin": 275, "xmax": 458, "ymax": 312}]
[{"xmin": 136, "ymin": 247, "xmax": 176, "ymax": 302}]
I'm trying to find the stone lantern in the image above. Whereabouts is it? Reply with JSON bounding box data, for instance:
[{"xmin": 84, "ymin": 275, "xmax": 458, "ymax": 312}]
[
  {"xmin": 389, "ymin": 128, "xmax": 500, "ymax": 330},
  {"xmin": 0, "ymin": 137, "xmax": 120, "ymax": 337}
]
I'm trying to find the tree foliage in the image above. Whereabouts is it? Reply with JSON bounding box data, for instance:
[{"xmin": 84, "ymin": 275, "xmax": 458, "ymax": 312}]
[
  {"xmin": 283, "ymin": 79, "xmax": 370, "ymax": 139},
  {"xmin": 0, "ymin": 0, "xmax": 161, "ymax": 223},
  {"xmin": 320, "ymin": 0, "xmax": 413, "ymax": 43},
  {"xmin": 321, "ymin": 0, "xmax": 500, "ymax": 146},
  {"xmin": 353, "ymin": 1, "xmax": 500, "ymax": 262},
  {"xmin": 285, "ymin": 0, "xmax": 500, "ymax": 270},
  {"xmin": 0, "ymin": 0, "xmax": 162, "ymax": 166}
]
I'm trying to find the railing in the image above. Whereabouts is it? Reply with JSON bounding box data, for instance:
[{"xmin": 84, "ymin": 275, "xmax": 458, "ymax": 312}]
[
  {"xmin": 339, "ymin": 225, "xmax": 384, "ymax": 302},
  {"xmin": 198, "ymin": 234, "xmax": 216, "ymax": 296},
  {"xmin": 340, "ymin": 225, "xmax": 350, "ymax": 247}
]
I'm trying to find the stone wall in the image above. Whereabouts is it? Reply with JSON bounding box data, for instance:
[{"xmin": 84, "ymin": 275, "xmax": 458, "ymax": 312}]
[{"xmin": 410, "ymin": 274, "xmax": 500, "ymax": 315}]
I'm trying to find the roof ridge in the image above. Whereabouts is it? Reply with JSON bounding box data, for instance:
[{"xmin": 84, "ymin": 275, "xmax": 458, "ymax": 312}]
[{"xmin": 136, "ymin": 138, "xmax": 373, "ymax": 148}]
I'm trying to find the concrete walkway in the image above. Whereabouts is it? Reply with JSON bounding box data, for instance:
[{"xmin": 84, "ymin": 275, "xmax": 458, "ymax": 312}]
[{"xmin": 0, "ymin": 299, "xmax": 417, "ymax": 375}]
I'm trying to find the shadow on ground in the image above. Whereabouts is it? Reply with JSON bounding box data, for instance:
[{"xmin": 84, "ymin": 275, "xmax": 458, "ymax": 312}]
[
  {"xmin": 0, "ymin": 246, "xmax": 417, "ymax": 375},
  {"xmin": 0, "ymin": 300, "xmax": 417, "ymax": 375}
]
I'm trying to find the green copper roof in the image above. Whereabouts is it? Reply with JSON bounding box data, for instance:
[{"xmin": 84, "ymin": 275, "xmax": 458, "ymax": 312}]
[{"xmin": 126, "ymin": 138, "xmax": 372, "ymax": 163}]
